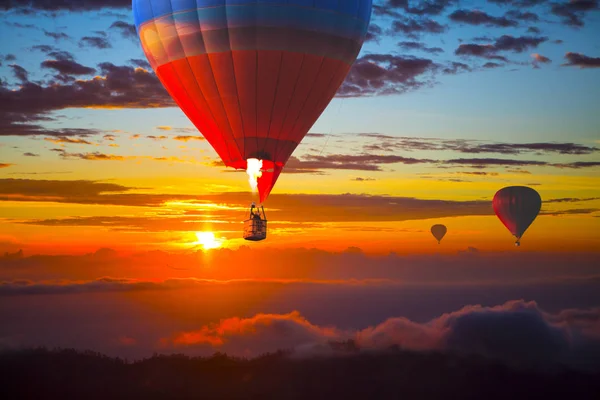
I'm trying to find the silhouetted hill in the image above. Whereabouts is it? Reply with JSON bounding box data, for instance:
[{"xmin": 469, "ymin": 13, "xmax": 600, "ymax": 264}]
[{"xmin": 1, "ymin": 347, "xmax": 599, "ymax": 399}]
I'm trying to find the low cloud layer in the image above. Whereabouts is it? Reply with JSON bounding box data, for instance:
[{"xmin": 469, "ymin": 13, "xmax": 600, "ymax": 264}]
[{"xmin": 162, "ymin": 300, "xmax": 600, "ymax": 370}]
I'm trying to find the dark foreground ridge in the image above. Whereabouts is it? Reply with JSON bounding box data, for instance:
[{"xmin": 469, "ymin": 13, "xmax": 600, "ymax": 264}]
[{"xmin": 1, "ymin": 347, "xmax": 600, "ymax": 399}]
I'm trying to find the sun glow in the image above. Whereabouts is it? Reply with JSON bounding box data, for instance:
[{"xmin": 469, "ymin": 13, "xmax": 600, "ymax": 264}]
[{"xmin": 194, "ymin": 231, "xmax": 222, "ymax": 250}]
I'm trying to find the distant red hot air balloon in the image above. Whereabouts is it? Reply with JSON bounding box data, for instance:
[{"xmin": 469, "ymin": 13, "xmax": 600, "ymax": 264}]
[
  {"xmin": 430, "ymin": 224, "xmax": 447, "ymax": 244},
  {"xmin": 493, "ymin": 186, "xmax": 542, "ymax": 246},
  {"xmin": 133, "ymin": 0, "xmax": 373, "ymax": 203}
]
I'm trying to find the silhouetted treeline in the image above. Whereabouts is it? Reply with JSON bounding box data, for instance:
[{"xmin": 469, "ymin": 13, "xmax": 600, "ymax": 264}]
[{"xmin": 1, "ymin": 347, "xmax": 599, "ymax": 399}]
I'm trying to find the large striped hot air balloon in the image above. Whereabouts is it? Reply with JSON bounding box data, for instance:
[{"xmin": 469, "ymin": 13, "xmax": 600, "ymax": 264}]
[
  {"xmin": 133, "ymin": 0, "xmax": 373, "ymax": 203},
  {"xmin": 493, "ymin": 186, "xmax": 542, "ymax": 246}
]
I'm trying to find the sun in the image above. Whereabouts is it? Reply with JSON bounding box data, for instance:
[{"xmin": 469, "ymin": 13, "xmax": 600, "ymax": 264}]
[{"xmin": 194, "ymin": 231, "xmax": 222, "ymax": 250}]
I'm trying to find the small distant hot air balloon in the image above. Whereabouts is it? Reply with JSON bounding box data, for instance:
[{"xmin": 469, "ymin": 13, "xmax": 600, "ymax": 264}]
[
  {"xmin": 431, "ymin": 224, "xmax": 447, "ymax": 244},
  {"xmin": 493, "ymin": 186, "xmax": 542, "ymax": 246}
]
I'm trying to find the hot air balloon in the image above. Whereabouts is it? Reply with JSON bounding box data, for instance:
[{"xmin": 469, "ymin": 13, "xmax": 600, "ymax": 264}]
[
  {"xmin": 493, "ymin": 186, "xmax": 542, "ymax": 246},
  {"xmin": 132, "ymin": 0, "xmax": 372, "ymax": 207},
  {"xmin": 430, "ymin": 224, "xmax": 447, "ymax": 244}
]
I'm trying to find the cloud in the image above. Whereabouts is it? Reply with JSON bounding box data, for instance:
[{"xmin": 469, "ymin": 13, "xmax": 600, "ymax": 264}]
[
  {"xmin": 0, "ymin": 54, "xmax": 16, "ymax": 67},
  {"xmin": 128, "ymin": 59, "xmax": 150, "ymax": 69},
  {"xmin": 553, "ymin": 161, "xmax": 600, "ymax": 168},
  {"xmin": 456, "ymin": 35, "xmax": 548, "ymax": 61},
  {"xmin": 44, "ymin": 137, "xmax": 93, "ymax": 145},
  {"xmin": 444, "ymin": 158, "xmax": 548, "ymax": 167},
  {"xmin": 550, "ymin": 0, "xmax": 599, "ymax": 27},
  {"xmin": 79, "ymin": 36, "xmax": 112, "ymax": 49},
  {"xmin": 449, "ymin": 9, "xmax": 519, "ymax": 27},
  {"xmin": 287, "ymin": 153, "xmax": 433, "ymax": 172},
  {"xmin": 360, "ymin": 134, "xmax": 599, "ymax": 155},
  {"xmin": 365, "ymin": 23, "xmax": 383, "ymax": 43},
  {"xmin": 0, "ymin": 178, "xmax": 495, "ymax": 220},
  {"xmin": 44, "ymin": 30, "xmax": 69, "ymax": 40},
  {"xmin": 397, "ymin": 41, "xmax": 444, "ymax": 54},
  {"xmin": 545, "ymin": 197, "xmax": 600, "ymax": 204},
  {"xmin": 2, "ymin": 1, "xmax": 132, "ymax": 11},
  {"xmin": 338, "ymin": 54, "xmax": 438, "ymax": 97},
  {"xmin": 159, "ymin": 300, "xmax": 600, "ymax": 370},
  {"xmin": 22, "ymin": 152, "xmax": 39, "ymax": 157},
  {"xmin": 9, "ymin": 64, "xmax": 29, "ymax": 82},
  {"xmin": 109, "ymin": 21, "xmax": 136, "ymax": 39},
  {"xmin": 0, "ymin": 163, "xmax": 13, "ymax": 168},
  {"xmin": 374, "ymin": 0, "xmax": 458, "ymax": 17},
  {"xmin": 531, "ymin": 53, "xmax": 552, "ymax": 65},
  {"xmin": 505, "ymin": 10, "xmax": 540, "ymax": 21},
  {"xmin": 41, "ymin": 59, "xmax": 96, "ymax": 75},
  {"xmin": 173, "ymin": 136, "xmax": 205, "ymax": 142},
  {"xmin": 389, "ymin": 17, "xmax": 446, "ymax": 39},
  {"xmin": 0, "ymin": 62, "xmax": 172, "ymax": 137},
  {"xmin": 351, "ymin": 177, "xmax": 376, "ymax": 182},
  {"xmin": 167, "ymin": 311, "xmax": 341, "ymax": 351},
  {"xmin": 562, "ymin": 52, "xmax": 600, "ymax": 68}
]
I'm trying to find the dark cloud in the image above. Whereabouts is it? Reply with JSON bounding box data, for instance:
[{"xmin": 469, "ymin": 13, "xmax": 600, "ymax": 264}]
[
  {"xmin": 456, "ymin": 35, "xmax": 548, "ymax": 62},
  {"xmin": 545, "ymin": 197, "xmax": 600, "ymax": 203},
  {"xmin": 527, "ymin": 26, "xmax": 542, "ymax": 34},
  {"xmin": 389, "ymin": 17, "xmax": 446, "ymax": 39},
  {"xmin": 360, "ymin": 135, "xmax": 598, "ymax": 155},
  {"xmin": 365, "ymin": 23, "xmax": 383, "ymax": 43},
  {"xmin": 374, "ymin": 0, "xmax": 457, "ymax": 17},
  {"xmin": 30, "ymin": 44, "xmax": 57, "ymax": 53},
  {"xmin": 445, "ymin": 158, "xmax": 548, "ymax": 167},
  {"xmin": 22, "ymin": 152, "xmax": 39, "ymax": 157},
  {"xmin": 338, "ymin": 54, "xmax": 438, "ymax": 97},
  {"xmin": 505, "ymin": 10, "xmax": 540, "ymax": 21},
  {"xmin": 483, "ymin": 62, "xmax": 503, "ymax": 68},
  {"xmin": 449, "ymin": 9, "xmax": 519, "ymax": 27},
  {"xmin": 2, "ymin": 1, "xmax": 132, "ymax": 11},
  {"xmin": 287, "ymin": 154, "xmax": 434, "ymax": 172},
  {"xmin": 0, "ymin": 54, "xmax": 16, "ymax": 66},
  {"xmin": 542, "ymin": 208, "xmax": 600, "ymax": 216},
  {"xmin": 43, "ymin": 30, "xmax": 69, "ymax": 40},
  {"xmin": 553, "ymin": 161, "xmax": 600, "ymax": 168},
  {"xmin": 397, "ymin": 41, "xmax": 444, "ymax": 54},
  {"xmin": 9, "ymin": 64, "xmax": 28, "ymax": 82},
  {"xmin": 562, "ymin": 52, "xmax": 600, "ymax": 68},
  {"xmin": 550, "ymin": 0, "xmax": 599, "ymax": 27},
  {"xmin": 79, "ymin": 36, "xmax": 112, "ymax": 49},
  {"xmin": 109, "ymin": 20, "xmax": 137, "ymax": 39},
  {"xmin": 128, "ymin": 58, "xmax": 151, "ymax": 69},
  {"xmin": 487, "ymin": 0, "xmax": 548, "ymax": 6},
  {"xmin": 442, "ymin": 61, "xmax": 472, "ymax": 74},
  {"xmin": 0, "ymin": 62, "xmax": 172, "ymax": 137},
  {"xmin": 41, "ymin": 59, "xmax": 95, "ymax": 75},
  {"xmin": 494, "ymin": 35, "xmax": 549, "ymax": 52}
]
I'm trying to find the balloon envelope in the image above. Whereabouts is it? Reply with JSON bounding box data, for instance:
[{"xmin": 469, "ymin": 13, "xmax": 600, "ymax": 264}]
[
  {"xmin": 430, "ymin": 224, "xmax": 447, "ymax": 244},
  {"xmin": 493, "ymin": 186, "xmax": 542, "ymax": 243},
  {"xmin": 133, "ymin": 0, "xmax": 373, "ymax": 202}
]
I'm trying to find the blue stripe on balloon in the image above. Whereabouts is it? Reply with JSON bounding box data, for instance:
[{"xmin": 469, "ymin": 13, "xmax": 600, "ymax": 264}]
[
  {"xmin": 133, "ymin": 0, "xmax": 373, "ymax": 29},
  {"xmin": 137, "ymin": 5, "xmax": 368, "ymax": 41}
]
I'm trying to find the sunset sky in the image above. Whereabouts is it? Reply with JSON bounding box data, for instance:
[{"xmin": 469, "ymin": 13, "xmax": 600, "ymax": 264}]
[{"xmin": 1, "ymin": 1, "xmax": 599, "ymax": 363}]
